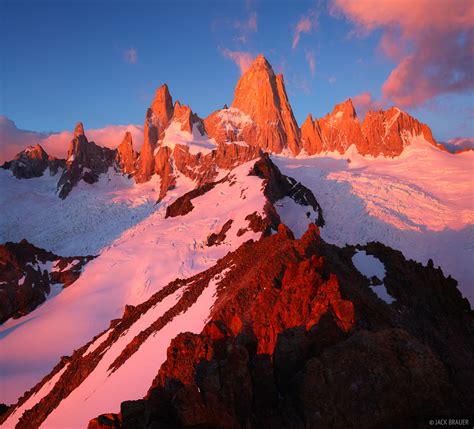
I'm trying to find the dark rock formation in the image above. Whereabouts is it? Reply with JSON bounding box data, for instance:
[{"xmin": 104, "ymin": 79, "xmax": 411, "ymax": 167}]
[
  {"xmin": 1, "ymin": 144, "xmax": 65, "ymax": 178},
  {"xmin": 57, "ymin": 123, "xmax": 116, "ymax": 199},
  {"xmin": 0, "ymin": 239, "xmax": 94, "ymax": 323}
]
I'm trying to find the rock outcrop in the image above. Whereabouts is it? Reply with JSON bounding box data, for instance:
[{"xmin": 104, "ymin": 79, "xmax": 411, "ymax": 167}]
[
  {"xmin": 1, "ymin": 144, "xmax": 65, "ymax": 178},
  {"xmin": 115, "ymin": 131, "xmax": 137, "ymax": 175},
  {"xmin": 206, "ymin": 55, "xmax": 301, "ymax": 155},
  {"xmin": 135, "ymin": 85, "xmax": 174, "ymax": 183},
  {"xmin": 56, "ymin": 123, "xmax": 116, "ymax": 198},
  {"xmin": 0, "ymin": 239, "xmax": 94, "ymax": 323}
]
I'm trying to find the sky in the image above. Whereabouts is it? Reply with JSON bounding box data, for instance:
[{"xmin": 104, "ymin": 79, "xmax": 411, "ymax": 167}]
[{"xmin": 0, "ymin": 0, "xmax": 473, "ymax": 161}]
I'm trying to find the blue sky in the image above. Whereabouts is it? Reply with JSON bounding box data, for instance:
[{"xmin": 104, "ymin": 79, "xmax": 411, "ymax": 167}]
[{"xmin": 1, "ymin": 0, "xmax": 472, "ymax": 141}]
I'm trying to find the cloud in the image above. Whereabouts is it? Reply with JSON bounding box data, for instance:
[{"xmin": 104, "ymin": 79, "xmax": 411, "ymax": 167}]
[
  {"xmin": 352, "ymin": 92, "xmax": 385, "ymax": 118},
  {"xmin": 235, "ymin": 11, "xmax": 257, "ymax": 34},
  {"xmin": 331, "ymin": 0, "xmax": 474, "ymax": 108},
  {"xmin": 221, "ymin": 48, "xmax": 254, "ymax": 74},
  {"xmin": 0, "ymin": 116, "xmax": 143, "ymax": 163},
  {"xmin": 442, "ymin": 136, "xmax": 474, "ymax": 153},
  {"xmin": 328, "ymin": 76, "xmax": 337, "ymax": 84},
  {"xmin": 123, "ymin": 48, "xmax": 138, "ymax": 64},
  {"xmin": 292, "ymin": 10, "xmax": 318, "ymax": 49},
  {"xmin": 305, "ymin": 50, "xmax": 316, "ymax": 76}
]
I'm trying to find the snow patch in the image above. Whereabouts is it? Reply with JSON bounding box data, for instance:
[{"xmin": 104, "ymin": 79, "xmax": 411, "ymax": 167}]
[
  {"xmin": 352, "ymin": 251, "xmax": 395, "ymax": 304},
  {"xmin": 274, "ymin": 197, "xmax": 318, "ymax": 238},
  {"xmin": 160, "ymin": 122, "xmax": 216, "ymax": 155}
]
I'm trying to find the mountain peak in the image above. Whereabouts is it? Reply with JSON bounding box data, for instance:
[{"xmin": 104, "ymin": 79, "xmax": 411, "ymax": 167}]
[
  {"xmin": 151, "ymin": 84, "xmax": 173, "ymax": 118},
  {"xmin": 74, "ymin": 122, "xmax": 85, "ymax": 138},
  {"xmin": 332, "ymin": 98, "xmax": 357, "ymax": 119},
  {"xmin": 230, "ymin": 56, "xmax": 300, "ymax": 154},
  {"xmin": 251, "ymin": 54, "xmax": 272, "ymax": 70}
]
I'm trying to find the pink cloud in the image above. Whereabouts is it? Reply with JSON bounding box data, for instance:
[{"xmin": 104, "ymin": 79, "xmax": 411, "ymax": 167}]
[
  {"xmin": 233, "ymin": 12, "xmax": 258, "ymax": 43},
  {"xmin": 305, "ymin": 49, "xmax": 316, "ymax": 76},
  {"xmin": 0, "ymin": 116, "xmax": 143, "ymax": 163},
  {"xmin": 331, "ymin": 0, "xmax": 474, "ymax": 108},
  {"xmin": 352, "ymin": 92, "xmax": 385, "ymax": 118},
  {"xmin": 442, "ymin": 136, "xmax": 474, "ymax": 153},
  {"xmin": 221, "ymin": 48, "xmax": 254, "ymax": 74},
  {"xmin": 292, "ymin": 15, "xmax": 314, "ymax": 49},
  {"xmin": 123, "ymin": 48, "xmax": 138, "ymax": 64}
]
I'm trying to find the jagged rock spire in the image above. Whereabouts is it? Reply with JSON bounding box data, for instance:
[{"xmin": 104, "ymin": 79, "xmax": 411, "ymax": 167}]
[{"xmin": 230, "ymin": 54, "xmax": 301, "ymax": 154}]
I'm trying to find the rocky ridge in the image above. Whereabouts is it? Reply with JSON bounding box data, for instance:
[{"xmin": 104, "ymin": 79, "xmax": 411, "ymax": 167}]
[
  {"xmin": 87, "ymin": 230, "xmax": 473, "ymax": 429},
  {"xmin": 3, "ymin": 56, "xmax": 448, "ymax": 200},
  {"xmin": 3, "ymin": 220, "xmax": 472, "ymax": 428},
  {"xmin": 301, "ymin": 100, "xmax": 439, "ymax": 156},
  {"xmin": 1, "ymin": 144, "xmax": 65, "ymax": 179}
]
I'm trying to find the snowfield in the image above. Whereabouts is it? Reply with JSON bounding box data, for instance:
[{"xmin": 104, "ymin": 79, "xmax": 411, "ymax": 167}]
[
  {"xmin": 0, "ymin": 167, "xmax": 161, "ymax": 256},
  {"xmin": 0, "ymin": 161, "xmax": 266, "ymax": 406},
  {"xmin": 273, "ymin": 137, "xmax": 474, "ymax": 304}
]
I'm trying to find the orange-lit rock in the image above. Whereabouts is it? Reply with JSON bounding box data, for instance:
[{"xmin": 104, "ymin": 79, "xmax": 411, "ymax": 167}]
[
  {"xmin": 209, "ymin": 55, "xmax": 301, "ymax": 155},
  {"xmin": 360, "ymin": 106, "xmax": 440, "ymax": 156},
  {"xmin": 135, "ymin": 85, "xmax": 174, "ymax": 183},
  {"xmin": 115, "ymin": 131, "xmax": 137, "ymax": 174}
]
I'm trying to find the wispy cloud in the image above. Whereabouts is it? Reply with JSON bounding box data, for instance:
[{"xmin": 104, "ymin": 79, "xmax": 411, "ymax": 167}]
[
  {"xmin": 328, "ymin": 76, "xmax": 337, "ymax": 84},
  {"xmin": 123, "ymin": 47, "xmax": 138, "ymax": 64},
  {"xmin": 305, "ymin": 49, "xmax": 316, "ymax": 76},
  {"xmin": 221, "ymin": 48, "xmax": 254, "ymax": 74},
  {"xmin": 331, "ymin": 0, "xmax": 474, "ymax": 108},
  {"xmin": 292, "ymin": 10, "xmax": 318, "ymax": 49},
  {"xmin": 234, "ymin": 11, "xmax": 257, "ymax": 43}
]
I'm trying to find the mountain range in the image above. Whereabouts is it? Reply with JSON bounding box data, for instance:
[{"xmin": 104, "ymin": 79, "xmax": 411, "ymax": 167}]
[{"xmin": 0, "ymin": 55, "xmax": 472, "ymax": 429}]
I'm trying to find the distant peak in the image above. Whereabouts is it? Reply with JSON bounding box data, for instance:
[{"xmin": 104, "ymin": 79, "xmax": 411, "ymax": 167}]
[
  {"xmin": 74, "ymin": 122, "xmax": 85, "ymax": 137},
  {"xmin": 333, "ymin": 99, "xmax": 357, "ymax": 119}
]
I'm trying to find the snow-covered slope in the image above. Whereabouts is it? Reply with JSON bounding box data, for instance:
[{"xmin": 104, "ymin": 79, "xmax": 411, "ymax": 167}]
[
  {"xmin": 0, "ymin": 168, "xmax": 160, "ymax": 256},
  {"xmin": 273, "ymin": 136, "xmax": 474, "ymax": 303},
  {"xmin": 0, "ymin": 161, "xmax": 267, "ymax": 406}
]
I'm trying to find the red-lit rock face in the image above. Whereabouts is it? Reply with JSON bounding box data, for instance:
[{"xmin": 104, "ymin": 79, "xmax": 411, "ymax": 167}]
[
  {"xmin": 207, "ymin": 55, "xmax": 301, "ymax": 155},
  {"xmin": 301, "ymin": 100, "xmax": 440, "ymax": 157},
  {"xmin": 115, "ymin": 131, "xmax": 137, "ymax": 175},
  {"xmin": 360, "ymin": 106, "xmax": 440, "ymax": 156},
  {"xmin": 135, "ymin": 85, "xmax": 174, "ymax": 183}
]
